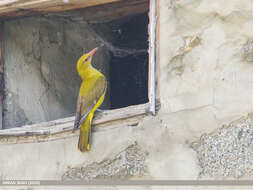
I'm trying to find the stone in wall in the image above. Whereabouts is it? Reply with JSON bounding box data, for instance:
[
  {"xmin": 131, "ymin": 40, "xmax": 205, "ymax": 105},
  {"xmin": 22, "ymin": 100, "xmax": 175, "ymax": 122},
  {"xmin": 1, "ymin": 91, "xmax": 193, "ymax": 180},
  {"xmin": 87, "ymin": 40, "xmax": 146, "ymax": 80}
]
[
  {"xmin": 62, "ymin": 143, "xmax": 148, "ymax": 180},
  {"xmin": 192, "ymin": 114, "xmax": 253, "ymax": 178}
]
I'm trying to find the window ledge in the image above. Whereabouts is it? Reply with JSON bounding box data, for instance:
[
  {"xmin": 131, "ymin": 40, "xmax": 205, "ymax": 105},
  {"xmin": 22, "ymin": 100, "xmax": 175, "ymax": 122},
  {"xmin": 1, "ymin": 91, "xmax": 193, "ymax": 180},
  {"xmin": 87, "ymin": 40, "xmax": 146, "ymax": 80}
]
[{"xmin": 0, "ymin": 103, "xmax": 150, "ymax": 144}]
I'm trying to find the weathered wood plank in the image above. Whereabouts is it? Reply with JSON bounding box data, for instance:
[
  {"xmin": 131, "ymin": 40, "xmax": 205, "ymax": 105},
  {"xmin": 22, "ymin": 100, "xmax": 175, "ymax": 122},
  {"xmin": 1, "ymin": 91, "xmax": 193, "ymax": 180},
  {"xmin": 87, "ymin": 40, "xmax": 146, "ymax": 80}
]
[
  {"xmin": 155, "ymin": 0, "xmax": 160, "ymax": 110},
  {"xmin": 0, "ymin": 23, "xmax": 4, "ymax": 129},
  {"xmin": 0, "ymin": 114, "xmax": 145, "ymax": 144},
  {"xmin": 0, "ymin": 0, "xmax": 121, "ymax": 18},
  {"xmin": 0, "ymin": 0, "xmax": 149, "ymax": 22},
  {"xmin": 148, "ymin": 0, "xmax": 156, "ymax": 115},
  {"xmin": 0, "ymin": 103, "xmax": 150, "ymax": 136}
]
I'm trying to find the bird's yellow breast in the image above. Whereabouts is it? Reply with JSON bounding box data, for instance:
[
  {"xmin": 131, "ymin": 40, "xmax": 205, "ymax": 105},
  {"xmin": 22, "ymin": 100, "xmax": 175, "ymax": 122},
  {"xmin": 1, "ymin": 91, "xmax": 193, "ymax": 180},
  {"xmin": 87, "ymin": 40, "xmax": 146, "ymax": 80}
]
[{"xmin": 79, "ymin": 67, "xmax": 104, "ymax": 96}]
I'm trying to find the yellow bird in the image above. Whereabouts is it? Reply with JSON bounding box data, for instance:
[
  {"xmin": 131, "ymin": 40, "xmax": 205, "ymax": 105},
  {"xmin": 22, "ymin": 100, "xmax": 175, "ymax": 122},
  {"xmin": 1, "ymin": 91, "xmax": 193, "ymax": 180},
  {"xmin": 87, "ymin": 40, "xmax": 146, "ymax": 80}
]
[{"xmin": 73, "ymin": 47, "xmax": 107, "ymax": 152}]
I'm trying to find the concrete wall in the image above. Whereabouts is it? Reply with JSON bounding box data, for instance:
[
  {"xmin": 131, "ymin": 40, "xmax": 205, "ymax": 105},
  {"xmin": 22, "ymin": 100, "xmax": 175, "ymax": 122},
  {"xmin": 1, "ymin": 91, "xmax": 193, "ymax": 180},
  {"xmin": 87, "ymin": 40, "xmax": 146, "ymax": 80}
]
[{"xmin": 2, "ymin": 0, "xmax": 253, "ymax": 185}]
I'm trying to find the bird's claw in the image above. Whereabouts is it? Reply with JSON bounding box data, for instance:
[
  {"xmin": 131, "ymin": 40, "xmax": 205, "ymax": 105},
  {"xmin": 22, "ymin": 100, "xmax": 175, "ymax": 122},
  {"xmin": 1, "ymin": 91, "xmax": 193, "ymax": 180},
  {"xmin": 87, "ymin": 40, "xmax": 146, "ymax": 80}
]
[
  {"xmin": 95, "ymin": 108, "xmax": 104, "ymax": 113},
  {"xmin": 94, "ymin": 108, "xmax": 107, "ymax": 119}
]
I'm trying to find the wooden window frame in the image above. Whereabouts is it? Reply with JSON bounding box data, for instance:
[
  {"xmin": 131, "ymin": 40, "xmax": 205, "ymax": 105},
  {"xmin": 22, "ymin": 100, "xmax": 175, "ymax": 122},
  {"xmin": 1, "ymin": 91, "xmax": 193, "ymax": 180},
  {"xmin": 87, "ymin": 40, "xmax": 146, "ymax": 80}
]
[{"xmin": 0, "ymin": 0, "xmax": 160, "ymax": 144}]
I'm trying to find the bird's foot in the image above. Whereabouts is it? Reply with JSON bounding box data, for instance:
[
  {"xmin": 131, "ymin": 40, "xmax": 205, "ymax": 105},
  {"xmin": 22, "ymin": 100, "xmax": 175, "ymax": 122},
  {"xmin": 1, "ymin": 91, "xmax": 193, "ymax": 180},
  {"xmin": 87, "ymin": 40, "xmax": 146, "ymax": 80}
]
[
  {"xmin": 96, "ymin": 108, "xmax": 104, "ymax": 113},
  {"xmin": 94, "ymin": 109, "xmax": 108, "ymax": 119}
]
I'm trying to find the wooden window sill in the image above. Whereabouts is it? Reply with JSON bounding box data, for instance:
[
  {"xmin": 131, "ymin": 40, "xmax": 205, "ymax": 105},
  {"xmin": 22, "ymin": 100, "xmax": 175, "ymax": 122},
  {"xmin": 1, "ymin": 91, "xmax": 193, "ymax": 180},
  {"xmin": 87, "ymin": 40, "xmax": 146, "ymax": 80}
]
[{"xmin": 0, "ymin": 103, "xmax": 150, "ymax": 144}]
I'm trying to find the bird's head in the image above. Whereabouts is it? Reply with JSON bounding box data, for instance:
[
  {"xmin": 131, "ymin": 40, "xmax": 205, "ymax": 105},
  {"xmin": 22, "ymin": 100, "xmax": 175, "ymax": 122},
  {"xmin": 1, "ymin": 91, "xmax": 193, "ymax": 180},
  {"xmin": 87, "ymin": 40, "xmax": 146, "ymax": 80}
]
[{"xmin": 77, "ymin": 47, "xmax": 98, "ymax": 77}]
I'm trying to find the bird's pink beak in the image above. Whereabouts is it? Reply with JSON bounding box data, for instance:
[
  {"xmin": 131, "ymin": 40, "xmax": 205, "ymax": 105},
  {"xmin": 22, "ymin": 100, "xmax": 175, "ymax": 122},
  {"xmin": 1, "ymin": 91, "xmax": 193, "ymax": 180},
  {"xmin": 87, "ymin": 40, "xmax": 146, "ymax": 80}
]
[{"xmin": 88, "ymin": 47, "xmax": 98, "ymax": 57}]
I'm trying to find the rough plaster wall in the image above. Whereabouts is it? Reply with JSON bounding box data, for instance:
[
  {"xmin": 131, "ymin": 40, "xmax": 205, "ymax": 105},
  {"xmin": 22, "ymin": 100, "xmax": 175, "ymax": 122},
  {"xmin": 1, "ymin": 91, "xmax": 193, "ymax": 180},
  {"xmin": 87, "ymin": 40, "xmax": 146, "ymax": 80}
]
[
  {"xmin": 0, "ymin": 115, "xmax": 199, "ymax": 180},
  {"xmin": 160, "ymin": 0, "xmax": 253, "ymax": 122},
  {"xmin": 3, "ymin": 17, "xmax": 110, "ymax": 129},
  {"xmin": 3, "ymin": 0, "xmax": 253, "ymax": 182},
  {"xmin": 159, "ymin": 0, "xmax": 253, "ymax": 179}
]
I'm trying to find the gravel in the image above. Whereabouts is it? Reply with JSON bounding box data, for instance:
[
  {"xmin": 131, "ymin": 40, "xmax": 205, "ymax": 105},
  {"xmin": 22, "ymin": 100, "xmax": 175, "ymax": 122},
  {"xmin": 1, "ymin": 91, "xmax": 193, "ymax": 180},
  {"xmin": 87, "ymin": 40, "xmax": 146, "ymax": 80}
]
[
  {"xmin": 62, "ymin": 142, "xmax": 148, "ymax": 180},
  {"xmin": 192, "ymin": 114, "xmax": 253, "ymax": 178}
]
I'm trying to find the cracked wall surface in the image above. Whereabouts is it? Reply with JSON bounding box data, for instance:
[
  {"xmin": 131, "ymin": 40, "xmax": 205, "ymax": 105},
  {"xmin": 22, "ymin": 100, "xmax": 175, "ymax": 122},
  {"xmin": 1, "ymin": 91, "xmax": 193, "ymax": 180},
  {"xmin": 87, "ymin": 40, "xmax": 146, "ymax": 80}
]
[{"xmin": 3, "ymin": 16, "xmax": 110, "ymax": 129}]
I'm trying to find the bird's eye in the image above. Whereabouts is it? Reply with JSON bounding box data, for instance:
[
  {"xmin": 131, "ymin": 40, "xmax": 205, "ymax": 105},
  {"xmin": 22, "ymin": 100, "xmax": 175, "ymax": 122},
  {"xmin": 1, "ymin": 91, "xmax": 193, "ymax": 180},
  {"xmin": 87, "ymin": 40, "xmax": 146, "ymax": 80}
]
[{"xmin": 84, "ymin": 56, "xmax": 90, "ymax": 62}]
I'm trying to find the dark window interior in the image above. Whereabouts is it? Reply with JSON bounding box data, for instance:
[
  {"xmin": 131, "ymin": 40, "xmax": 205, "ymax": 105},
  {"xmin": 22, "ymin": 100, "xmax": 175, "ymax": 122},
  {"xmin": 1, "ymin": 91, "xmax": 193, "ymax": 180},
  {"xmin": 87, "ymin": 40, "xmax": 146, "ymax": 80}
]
[{"xmin": 103, "ymin": 13, "xmax": 149, "ymax": 109}]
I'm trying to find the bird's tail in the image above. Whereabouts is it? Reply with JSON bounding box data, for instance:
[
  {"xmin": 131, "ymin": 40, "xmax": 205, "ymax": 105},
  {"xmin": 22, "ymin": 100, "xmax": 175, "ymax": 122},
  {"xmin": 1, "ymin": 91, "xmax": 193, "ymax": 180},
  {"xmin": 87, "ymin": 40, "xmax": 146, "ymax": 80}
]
[{"xmin": 78, "ymin": 117, "xmax": 92, "ymax": 152}]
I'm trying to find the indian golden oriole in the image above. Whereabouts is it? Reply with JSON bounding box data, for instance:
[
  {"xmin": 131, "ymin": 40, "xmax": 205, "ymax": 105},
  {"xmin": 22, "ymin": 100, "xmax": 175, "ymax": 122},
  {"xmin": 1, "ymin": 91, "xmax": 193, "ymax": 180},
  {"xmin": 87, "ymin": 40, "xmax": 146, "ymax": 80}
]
[{"xmin": 73, "ymin": 47, "xmax": 107, "ymax": 152}]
